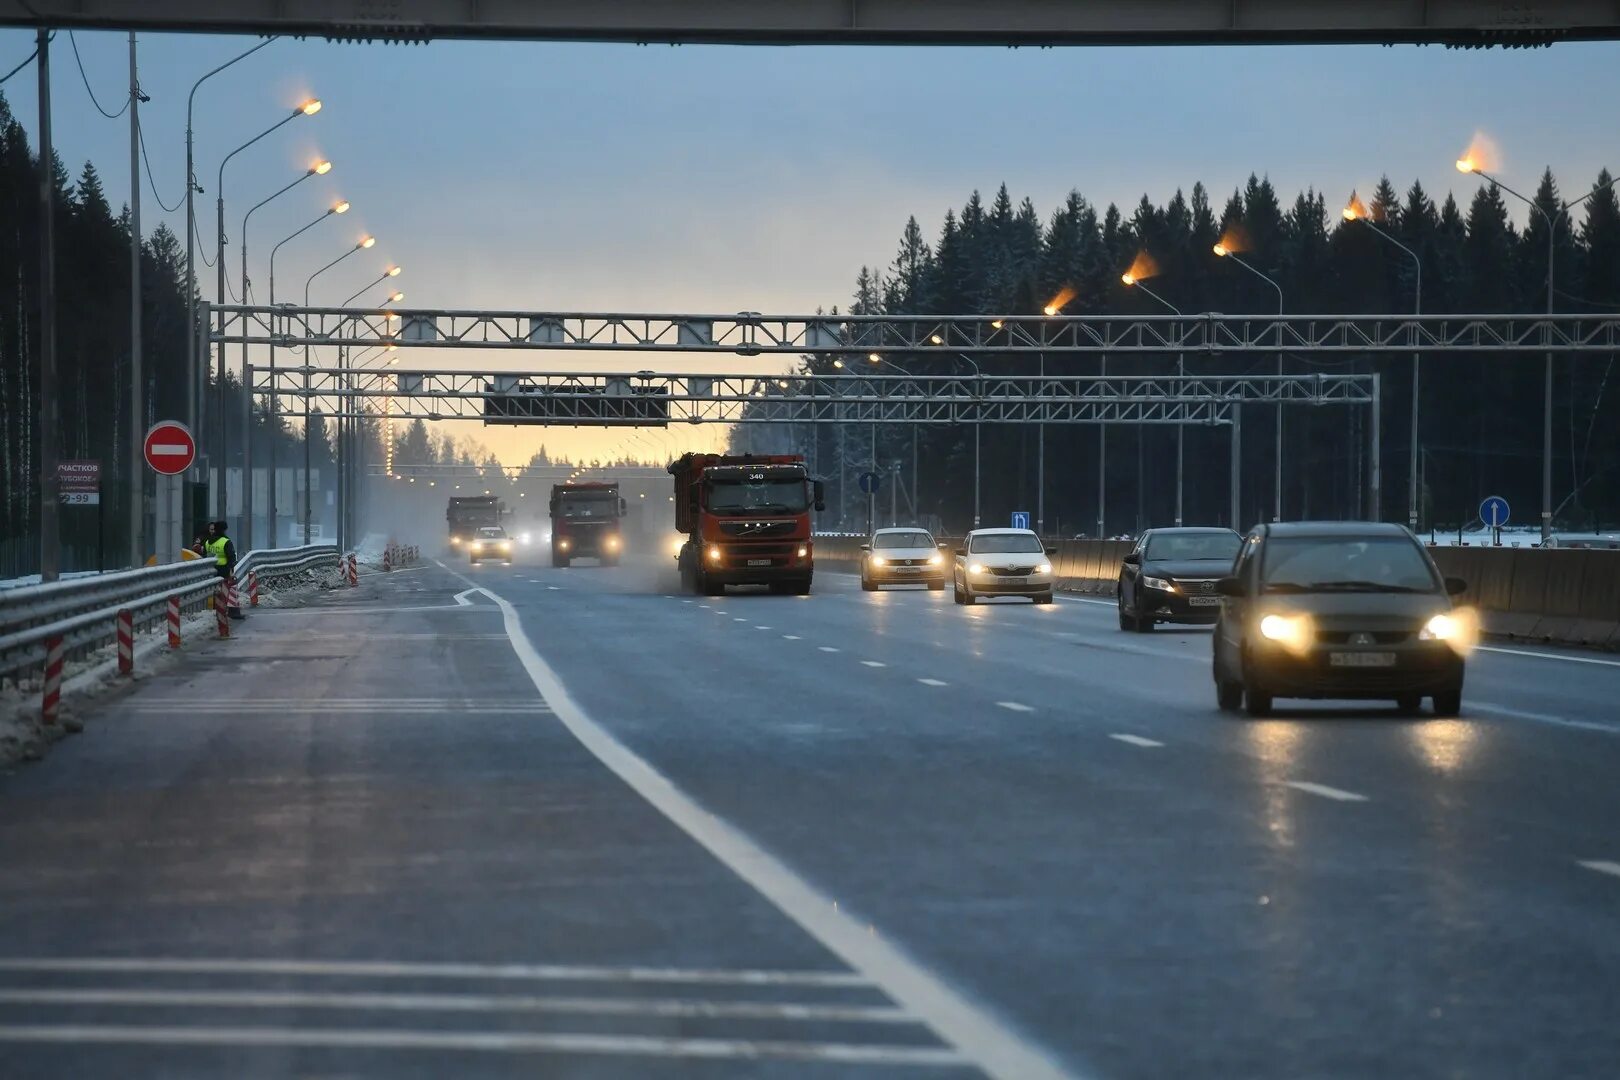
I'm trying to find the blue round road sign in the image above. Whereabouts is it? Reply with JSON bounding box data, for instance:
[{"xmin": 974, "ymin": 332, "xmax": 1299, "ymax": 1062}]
[
  {"xmin": 859, "ymin": 471, "xmax": 880, "ymax": 494},
  {"xmin": 1479, "ymin": 495, "xmax": 1510, "ymax": 528}
]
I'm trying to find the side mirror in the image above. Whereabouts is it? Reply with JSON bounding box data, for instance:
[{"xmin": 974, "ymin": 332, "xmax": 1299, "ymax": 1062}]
[
  {"xmin": 1215, "ymin": 576, "xmax": 1246, "ymax": 597},
  {"xmin": 619, "ymin": 497, "xmax": 627, "ymax": 514},
  {"xmin": 1122, "ymin": 552, "xmax": 1141, "ymax": 565},
  {"xmin": 938, "ymin": 542, "xmax": 949, "ymax": 550},
  {"xmin": 812, "ymin": 479, "xmax": 826, "ymax": 512},
  {"xmin": 955, "ymin": 548, "xmax": 966, "ymax": 558},
  {"xmin": 859, "ymin": 544, "xmax": 871, "ymax": 552},
  {"xmin": 1445, "ymin": 576, "xmax": 1468, "ymax": 596}
]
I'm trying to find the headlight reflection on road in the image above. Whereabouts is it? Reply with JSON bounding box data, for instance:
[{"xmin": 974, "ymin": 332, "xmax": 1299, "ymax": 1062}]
[{"xmin": 1408, "ymin": 719, "xmax": 1478, "ymax": 774}]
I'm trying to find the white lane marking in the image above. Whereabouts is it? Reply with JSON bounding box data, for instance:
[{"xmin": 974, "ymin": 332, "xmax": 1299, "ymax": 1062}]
[
  {"xmin": 0, "ymin": 957, "xmax": 867, "ymax": 987},
  {"xmin": 755, "ymin": 626, "xmax": 772, "ymax": 631},
  {"xmin": 1284, "ymin": 781, "xmax": 1369, "ymax": 803},
  {"xmin": 782, "ymin": 635, "xmax": 802, "ymax": 641},
  {"xmin": 860, "ymin": 661, "xmax": 887, "ymax": 668},
  {"xmin": 452, "ymin": 589, "xmax": 478, "ymax": 607},
  {"xmin": 734, "ymin": 618, "xmax": 748, "ymax": 623},
  {"xmin": 0, "ymin": 988, "xmax": 915, "ymax": 1025},
  {"xmin": 818, "ymin": 646, "xmax": 841, "ymax": 653},
  {"xmin": 682, "ymin": 600, "xmax": 694, "ymax": 604},
  {"xmin": 459, "ymin": 580, "xmax": 1076, "ymax": 1080},
  {"xmin": 1577, "ymin": 860, "xmax": 1620, "ymax": 880},
  {"xmin": 917, "ymin": 678, "xmax": 948, "ymax": 687},
  {"xmin": 1056, "ymin": 595, "xmax": 1113, "ymax": 607},
  {"xmin": 1468, "ymin": 703, "xmax": 1619, "ymax": 736},
  {"xmin": 0, "ymin": 1025, "xmax": 970, "ymax": 1067},
  {"xmin": 996, "ymin": 702, "xmax": 1034, "ymax": 713},
  {"xmin": 1477, "ymin": 645, "xmax": 1620, "ymax": 668},
  {"xmin": 715, "ymin": 610, "xmax": 727, "ymax": 615},
  {"xmin": 129, "ymin": 705, "xmax": 551, "ymax": 715},
  {"xmin": 1109, "ymin": 734, "xmax": 1164, "ymax": 748}
]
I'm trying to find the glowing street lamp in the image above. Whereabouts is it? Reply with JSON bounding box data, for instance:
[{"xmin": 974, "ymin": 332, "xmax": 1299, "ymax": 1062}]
[
  {"xmin": 1214, "ymin": 237, "xmax": 1286, "ymax": 523},
  {"xmin": 1122, "ymin": 259, "xmax": 1191, "ymax": 527}
]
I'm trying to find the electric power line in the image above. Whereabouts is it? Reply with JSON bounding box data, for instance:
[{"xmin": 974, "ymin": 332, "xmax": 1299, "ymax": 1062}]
[
  {"xmin": 135, "ymin": 115, "xmax": 182, "ymax": 212},
  {"xmin": 1, "ymin": 46, "xmax": 38, "ymax": 86},
  {"xmin": 68, "ymin": 31, "xmax": 129, "ymax": 118}
]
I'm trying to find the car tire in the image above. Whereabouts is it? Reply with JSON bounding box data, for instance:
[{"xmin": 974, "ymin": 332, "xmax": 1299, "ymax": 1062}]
[
  {"xmin": 928, "ymin": 579, "xmax": 945, "ymax": 592},
  {"xmin": 1432, "ymin": 687, "xmax": 1463, "ymax": 718},
  {"xmin": 860, "ymin": 573, "xmax": 877, "ymax": 592},
  {"xmin": 1244, "ymin": 688, "xmax": 1273, "ymax": 718},
  {"xmin": 1216, "ymin": 679, "xmax": 1244, "ymax": 712},
  {"xmin": 1118, "ymin": 606, "xmax": 1136, "ymax": 631},
  {"xmin": 1396, "ymin": 694, "xmax": 1423, "ymax": 713},
  {"xmin": 1133, "ymin": 611, "xmax": 1154, "ymax": 633},
  {"xmin": 1034, "ymin": 591, "xmax": 1054, "ymax": 605}
]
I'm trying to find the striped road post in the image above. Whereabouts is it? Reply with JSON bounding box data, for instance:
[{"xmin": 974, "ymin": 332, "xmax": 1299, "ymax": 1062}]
[
  {"xmin": 248, "ymin": 570, "xmax": 260, "ymax": 607},
  {"xmin": 216, "ymin": 582, "xmax": 230, "ymax": 639},
  {"xmin": 167, "ymin": 596, "xmax": 182, "ymax": 649},
  {"xmin": 346, "ymin": 553, "xmax": 358, "ymax": 587},
  {"xmin": 116, "ymin": 609, "xmax": 134, "ymax": 675},
  {"xmin": 42, "ymin": 635, "xmax": 63, "ymax": 725}
]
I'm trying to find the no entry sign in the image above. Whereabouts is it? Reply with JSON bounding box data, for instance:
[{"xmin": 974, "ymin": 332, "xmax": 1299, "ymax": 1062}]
[{"xmin": 144, "ymin": 420, "xmax": 196, "ymax": 475}]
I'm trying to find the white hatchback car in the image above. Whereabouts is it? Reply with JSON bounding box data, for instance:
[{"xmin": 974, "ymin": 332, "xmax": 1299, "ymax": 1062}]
[
  {"xmin": 953, "ymin": 528, "xmax": 1055, "ymax": 605},
  {"xmin": 860, "ymin": 528, "xmax": 947, "ymax": 591}
]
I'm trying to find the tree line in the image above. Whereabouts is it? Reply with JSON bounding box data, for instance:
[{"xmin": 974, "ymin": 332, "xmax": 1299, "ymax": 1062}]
[{"xmin": 736, "ymin": 171, "xmax": 1620, "ymax": 536}]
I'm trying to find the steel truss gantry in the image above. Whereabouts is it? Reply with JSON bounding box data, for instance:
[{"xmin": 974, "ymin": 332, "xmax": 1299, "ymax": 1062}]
[
  {"xmin": 245, "ymin": 365, "xmax": 1377, "ymax": 426},
  {"xmin": 211, "ymin": 305, "xmax": 1620, "ymax": 356}
]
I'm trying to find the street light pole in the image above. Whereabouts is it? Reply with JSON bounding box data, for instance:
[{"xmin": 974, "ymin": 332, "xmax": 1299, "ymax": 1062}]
[
  {"xmin": 266, "ymin": 200, "xmax": 348, "ymax": 546},
  {"xmin": 1214, "ymin": 244, "xmax": 1285, "ymax": 521},
  {"xmin": 1342, "ymin": 200, "xmax": 1421, "ymax": 529},
  {"xmin": 1457, "ymin": 158, "xmax": 1618, "ymax": 543},
  {"xmin": 956, "ymin": 354, "xmax": 983, "ymax": 529},
  {"xmin": 302, "ymin": 236, "xmax": 375, "ymax": 541},
  {"xmin": 1122, "ymin": 274, "xmax": 1184, "ymax": 526},
  {"xmin": 128, "ymin": 32, "xmax": 144, "ymax": 568},
  {"xmin": 213, "ymin": 100, "xmax": 321, "ymax": 519}
]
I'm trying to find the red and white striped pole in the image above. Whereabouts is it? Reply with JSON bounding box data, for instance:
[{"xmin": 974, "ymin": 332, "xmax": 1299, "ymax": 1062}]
[
  {"xmin": 42, "ymin": 635, "xmax": 63, "ymax": 726},
  {"xmin": 116, "ymin": 609, "xmax": 134, "ymax": 675},
  {"xmin": 346, "ymin": 553, "xmax": 358, "ymax": 587},
  {"xmin": 383, "ymin": 545, "xmax": 392, "ymax": 573},
  {"xmin": 167, "ymin": 596, "xmax": 182, "ymax": 649},
  {"xmin": 216, "ymin": 582, "xmax": 230, "ymax": 639},
  {"xmin": 248, "ymin": 569, "xmax": 260, "ymax": 607}
]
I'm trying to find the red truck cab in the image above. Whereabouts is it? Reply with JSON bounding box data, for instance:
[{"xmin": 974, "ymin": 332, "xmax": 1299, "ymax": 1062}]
[
  {"xmin": 669, "ymin": 453, "xmax": 825, "ymax": 596},
  {"xmin": 550, "ymin": 481, "xmax": 627, "ymax": 567}
]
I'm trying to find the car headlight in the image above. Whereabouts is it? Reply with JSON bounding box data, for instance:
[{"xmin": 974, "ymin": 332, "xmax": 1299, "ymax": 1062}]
[
  {"xmin": 450, "ymin": 536, "xmax": 460, "ymax": 546},
  {"xmin": 1035, "ymin": 562, "xmax": 1052, "ymax": 575},
  {"xmin": 1258, "ymin": 612, "xmax": 1313, "ymax": 654},
  {"xmin": 927, "ymin": 553, "xmax": 941, "ymax": 566},
  {"xmin": 519, "ymin": 532, "xmax": 532, "ymax": 545},
  {"xmin": 470, "ymin": 542, "xmax": 483, "ymax": 552},
  {"xmin": 870, "ymin": 555, "xmax": 887, "ymax": 567},
  {"xmin": 707, "ymin": 545, "xmax": 723, "ymax": 563},
  {"xmin": 1142, "ymin": 575, "xmax": 1176, "ymax": 592},
  {"xmin": 968, "ymin": 562, "xmax": 988, "ymax": 576},
  {"xmin": 500, "ymin": 541, "xmax": 512, "ymax": 551},
  {"xmin": 1420, "ymin": 609, "xmax": 1478, "ymax": 654}
]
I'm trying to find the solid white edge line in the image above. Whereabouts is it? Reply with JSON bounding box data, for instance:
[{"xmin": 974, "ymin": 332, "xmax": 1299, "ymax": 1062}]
[
  {"xmin": 1284, "ymin": 781, "xmax": 1369, "ymax": 802},
  {"xmin": 1108, "ymin": 734, "xmax": 1164, "ymax": 748},
  {"xmin": 0, "ymin": 1025, "xmax": 970, "ymax": 1066},
  {"xmin": 1476, "ymin": 644, "xmax": 1620, "ymax": 668},
  {"xmin": 1468, "ymin": 703, "xmax": 1620, "ymax": 736},
  {"xmin": 1577, "ymin": 860, "xmax": 1620, "ymax": 879},
  {"xmin": 464, "ymin": 581, "xmax": 1077, "ymax": 1080}
]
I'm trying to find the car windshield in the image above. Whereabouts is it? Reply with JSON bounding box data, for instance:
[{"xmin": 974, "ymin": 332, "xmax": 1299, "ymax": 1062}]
[
  {"xmin": 476, "ymin": 527, "xmax": 506, "ymax": 539},
  {"xmin": 970, "ymin": 533, "xmax": 1043, "ymax": 554},
  {"xmin": 1145, "ymin": 532, "xmax": 1242, "ymax": 562},
  {"xmin": 557, "ymin": 493, "xmax": 617, "ymax": 519},
  {"xmin": 874, "ymin": 531, "xmax": 934, "ymax": 550},
  {"xmin": 706, "ymin": 477, "xmax": 808, "ymax": 514},
  {"xmin": 1261, "ymin": 536, "xmax": 1438, "ymax": 593}
]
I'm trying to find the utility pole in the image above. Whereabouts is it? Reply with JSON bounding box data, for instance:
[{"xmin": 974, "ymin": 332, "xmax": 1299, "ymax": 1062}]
[
  {"xmin": 37, "ymin": 28, "xmax": 60, "ymax": 583},
  {"xmin": 128, "ymin": 31, "xmax": 144, "ymax": 567}
]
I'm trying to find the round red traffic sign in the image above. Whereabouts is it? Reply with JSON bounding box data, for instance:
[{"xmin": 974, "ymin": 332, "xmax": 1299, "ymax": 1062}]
[{"xmin": 143, "ymin": 420, "xmax": 196, "ymax": 475}]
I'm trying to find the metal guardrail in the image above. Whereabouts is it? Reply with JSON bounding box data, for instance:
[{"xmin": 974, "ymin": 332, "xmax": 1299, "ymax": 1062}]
[{"xmin": 0, "ymin": 545, "xmax": 340, "ymax": 683}]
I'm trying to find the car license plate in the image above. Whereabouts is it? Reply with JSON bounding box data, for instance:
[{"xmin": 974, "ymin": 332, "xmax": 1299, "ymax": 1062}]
[
  {"xmin": 747, "ymin": 558, "xmax": 772, "ymax": 567},
  {"xmin": 896, "ymin": 567, "xmax": 919, "ymax": 574},
  {"xmin": 1187, "ymin": 596, "xmax": 1220, "ymax": 607},
  {"xmin": 1000, "ymin": 576, "xmax": 1027, "ymax": 585},
  {"xmin": 1329, "ymin": 652, "xmax": 1397, "ymax": 668}
]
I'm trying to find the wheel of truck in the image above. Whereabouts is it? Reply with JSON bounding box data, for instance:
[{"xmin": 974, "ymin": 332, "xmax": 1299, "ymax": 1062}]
[
  {"xmin": 552, "ymin": 551, "xmax": 570, "ymax": 568},
  {"xmin": 792, "ymin": 578, "xmax": 811, "ymax": 596},
  {"xmin": 701, "ymin": 572, "xmax": 725, "ymax": 596},
  {"xmin": 602, "ymin": 555, "xmax": 620, "ymax": 568}
]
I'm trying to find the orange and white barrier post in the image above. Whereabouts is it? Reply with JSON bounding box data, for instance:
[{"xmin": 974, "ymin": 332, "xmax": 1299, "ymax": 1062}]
[
  {"xmin": 42, "ymin": 634, "xmax": 63, "ymax": 726},
  {"xmin": 382, "ymin": 545, "xmax": 393, "ymax": 573},
  {"xmin": 216, "ymin": 582, "xmax": 230, "ymax": 639},
  {"xmin": 247, "ymin": 569, "xmax": 260, "ymax": 607},
  {"xmin": 346, "ymin": 553, "xmax": 359, "ymax": 586},
  {"xmin": 167, "ymin": 596, "xmax": 182, "ymax": 649},
  {"xmin": 116, "ymin": 609, "xmax": 134, "ymax": 675}
]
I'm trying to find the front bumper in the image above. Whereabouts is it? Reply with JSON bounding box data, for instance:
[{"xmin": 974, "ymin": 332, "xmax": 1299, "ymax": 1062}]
[
  {"xmin": 1246, "ymin": 643, "xmax": 1464, "ymax": 699},
  {"xmin": 468, "ymin": 546, "xmax": 513, "ymax": 562},
  {"xmin": 1139, "ymin": 587, "xmax": 1224, "ymax": 624},
  {"xmin": 699, "ymin": 542, "xmax": 813, "ymax": 584},
  {"xmin": 965, "ymin": 573, "xmax": 1054, "ymax": 596},
  {"xmin": 867, "ymin": 561, "xmax": 945, "ymax": 584}
]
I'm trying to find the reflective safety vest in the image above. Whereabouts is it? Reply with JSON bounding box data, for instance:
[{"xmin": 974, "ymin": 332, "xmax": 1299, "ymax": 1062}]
[{"xmin": 204, "ymin": 535, "xmax": 230, "ymax": 567}]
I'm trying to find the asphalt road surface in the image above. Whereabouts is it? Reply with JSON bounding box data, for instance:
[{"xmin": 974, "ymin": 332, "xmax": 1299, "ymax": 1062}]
[{"xmin": 1, "ymin": 550, "xmax": 1616, "ymax": 1079}]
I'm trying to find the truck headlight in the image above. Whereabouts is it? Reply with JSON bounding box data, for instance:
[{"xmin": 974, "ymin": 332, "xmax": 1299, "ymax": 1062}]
[
  {"xmin": 707, "ymin": 545, "xmax": 723, "ymax": 563},
  {"xmin": 558, "ymin": 539, "xmax": 570, "ymax": 550},
  {"xmin": 1142, "ymin": 575, "xmax": 1176, "ymax": 592},
  {"xmin": 797, "ymin": 545, "xmax": 808, "ymax": 558},
  {"xmin": 519, "ymin": 532, "xmax": 532, "ymax": 545},
  {"xmin": 605, "ymin": 535, "xmax": 620, "ymax": 551},
  {"xmin": 450, "ymin": 536, "xmax": 460, "ymax": 546}
]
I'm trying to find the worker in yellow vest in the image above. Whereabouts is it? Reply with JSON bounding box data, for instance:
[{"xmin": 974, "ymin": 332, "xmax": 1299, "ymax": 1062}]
[{"xmin": 204, "ymin": 520, "xmax": 244, "ymax": 620}]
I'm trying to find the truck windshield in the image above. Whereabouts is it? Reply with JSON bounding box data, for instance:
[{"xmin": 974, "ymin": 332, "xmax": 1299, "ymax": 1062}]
[
  {"xmin": 557, "ymin": 495, "xmax": 618, "ymax": 519},
  {"xmin": 706, "ymin": 478, "xmax": 808, "ymax": 514}
]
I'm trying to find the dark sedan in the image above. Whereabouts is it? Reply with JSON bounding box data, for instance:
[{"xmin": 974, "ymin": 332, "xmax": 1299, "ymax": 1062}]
[
  {"xmin": 1212, "ymin": 522, "xmax": 1470, "ymax": 717},
  {"xmin": 1117, "ymin": 527, "xmax": 1243, "ymax": 631}
]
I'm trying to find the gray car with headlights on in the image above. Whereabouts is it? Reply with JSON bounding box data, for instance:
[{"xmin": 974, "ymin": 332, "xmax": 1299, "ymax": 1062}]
[
  {"xmin": 1212, "ymin": 522, "xmax": 1470, "ymax": 717},
  {"xmin": 467, "ymin": 525, "xmax": 514, "ymax": 565},
  {"xmin": 861, "ymin": 528, "xmax": 947, "ymax": 590},
  {"xmin": 953, "ymin": 528, "xmax": 1055, "ymax": 605}
]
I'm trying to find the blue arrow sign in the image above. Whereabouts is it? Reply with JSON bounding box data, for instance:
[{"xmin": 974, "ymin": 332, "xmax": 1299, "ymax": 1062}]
[
  {"xmin": 858, "ymin": 471, "xmax": 880, "ymax": 495},
  {"xmin": 1479, "ymin": 495, "xmax": 1510, "ymax": 529},
  {"xmin": 1010, "ymin": 511, "xmax": 1031, "ymax": 530}
]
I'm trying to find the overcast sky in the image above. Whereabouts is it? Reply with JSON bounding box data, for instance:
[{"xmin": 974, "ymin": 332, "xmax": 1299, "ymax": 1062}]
[{"xmin": 2, "ymin": 30, "xmax": 1617, "ymax": 463}]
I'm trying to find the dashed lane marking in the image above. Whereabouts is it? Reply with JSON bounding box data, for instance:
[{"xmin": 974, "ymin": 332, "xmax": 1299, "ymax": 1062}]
[
  {"xmin": 734, "ymin": 618, "xmax": 748, "ymax": 623},
  {"xmin": 445, "ymin": 576, "xmax": 1079, "ymax": 1080},
  {"xmin": 818, "ymin": 646, "xmax": 840, "ymax": 653},
  {"xmin": 1109, "ymin": 734, "xmax": 1164, "ymax": 748},
  {"xmin": 755, "ymin": 626, "xmax": 772, "ymax": 631},
  {"xmin": 917, "ymin": 679, "xmax": 948, "ymax": 687},
  {"xmin": 860, "ymin": 661, "xmax": 887, "ymax": 668},
  {"xmin": 1577, "ymin": 860, "xmax": 1620, "ymax": 880},
  {"xmin": 0, "ymin": 988, "xmax": 916, "ymax": 1025},
  {"xmin": 0, "ymin": 958, "xmax": 870, "ymax": 987},
  {"xmin": 0, "ymin": 1025, "xmax": 971, "ymax": 1067},
  {"xmin": 996, "ymin": 702, "xmax": 1034, "ymax": 713},
  {"xmin": 1284, "ymin": 781, "xmax": 1369, "ymax": 802},
  {"xmin": 783, "ymin": 635, "xmax": 802, "ymax": 641}
]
